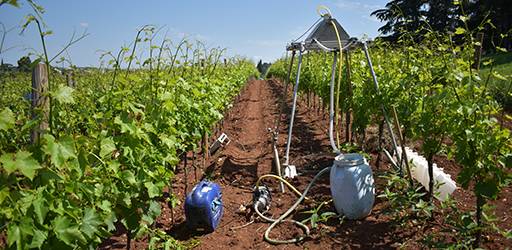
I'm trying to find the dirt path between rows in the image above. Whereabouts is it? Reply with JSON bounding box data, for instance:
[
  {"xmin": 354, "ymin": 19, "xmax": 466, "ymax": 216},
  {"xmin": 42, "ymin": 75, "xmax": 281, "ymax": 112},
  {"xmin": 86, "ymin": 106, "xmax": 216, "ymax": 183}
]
[
  {"xmin": 169, "ymin": 79, "xmax": 344, "ymax": 249},
  {"xmin": 164, "ymin": 79, "xmax": 402, "ymax": 249},
  {"xmin": 172, "ymin": 79, "xmax": 511, "ymax": 250},
  {"xmin": 101, "ymin": 79, "xmax": 511, "ymax": 249}
]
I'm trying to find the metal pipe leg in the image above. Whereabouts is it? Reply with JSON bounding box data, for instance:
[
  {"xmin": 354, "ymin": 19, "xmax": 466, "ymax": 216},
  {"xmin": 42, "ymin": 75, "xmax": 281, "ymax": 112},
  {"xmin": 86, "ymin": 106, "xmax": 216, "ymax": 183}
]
[
  {"xmin": 284, "ymin": 50, "xmax": 303, "ymax": 167},
  {"xmin": 275, "ymin": 50, "xmax": 296, "ymax": 192},
  {"xmin": 273, "ymin": 144, "xmax": 284, "ymax": 192},
  {"xmin": 361, "ymin": 42, "xmax": 401, "ymax": 174}
]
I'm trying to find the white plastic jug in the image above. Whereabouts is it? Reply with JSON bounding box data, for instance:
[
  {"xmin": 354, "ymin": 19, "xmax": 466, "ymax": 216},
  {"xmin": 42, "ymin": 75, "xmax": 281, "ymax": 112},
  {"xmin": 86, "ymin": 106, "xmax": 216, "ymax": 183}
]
[
  {"xmin": 397, "ymin": 147, "xmax": 457, "ymax": 201},
  {"xmin": 330, "ymin": 153, "xmax": 375, "ymax": 219}
]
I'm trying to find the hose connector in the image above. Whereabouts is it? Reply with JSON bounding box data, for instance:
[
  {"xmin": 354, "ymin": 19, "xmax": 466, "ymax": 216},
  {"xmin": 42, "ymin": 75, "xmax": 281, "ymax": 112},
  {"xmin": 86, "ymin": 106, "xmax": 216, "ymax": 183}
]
[{"xmin": 253, "ymin": 185, "xmax": 272, "ymax": 213}]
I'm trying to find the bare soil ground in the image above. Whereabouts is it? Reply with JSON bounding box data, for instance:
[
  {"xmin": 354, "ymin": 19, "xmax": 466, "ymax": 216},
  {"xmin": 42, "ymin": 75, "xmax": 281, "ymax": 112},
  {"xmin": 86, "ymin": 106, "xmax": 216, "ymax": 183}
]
[{"xmin": 100, "ymin": 79, "xmax": 511, "ymax": 249}]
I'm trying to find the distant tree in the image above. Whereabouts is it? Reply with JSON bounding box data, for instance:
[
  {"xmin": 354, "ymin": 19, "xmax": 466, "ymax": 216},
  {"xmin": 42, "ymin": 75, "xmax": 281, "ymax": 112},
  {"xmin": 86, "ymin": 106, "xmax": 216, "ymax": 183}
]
[
  {"xmin": 17, "ymin": 56, "xmax": 31, "ymax": 72},
  {"xmin": 256, "ymin": 59, "xmax": 263, "ymax": 74},
  {"xmin": 371, "ymin": 0, "xmax": 427, "ymax": 40},
  {"xmin": 0, "ymin": 0, "xmax": 20, "ymax": 8},
  {"xmin": 467, "ymin": 0, "xmax": 512, "ymax": 50},
  {"xmin": 426, "ymin": 0, "xmax": 458, "ymax": 32},
  {"xmin": 373, "ymin": 0, "xmax": 510, "ymax": 50},
  {"xmin": 0, "ymin": 59, "xmax": 7, "ymax": 71}
]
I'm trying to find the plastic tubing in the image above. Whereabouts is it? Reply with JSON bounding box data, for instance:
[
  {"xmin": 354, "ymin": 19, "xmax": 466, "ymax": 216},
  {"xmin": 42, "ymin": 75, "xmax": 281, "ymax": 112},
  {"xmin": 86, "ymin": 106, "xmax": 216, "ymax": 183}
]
[
  {"xmin": 255, "ymin": 174, "xmax": 308, "ymax": 200},
  {"xmin": 331, "ymin": 20, "xmax": 343, "ymax": 149},
  {"xmin": 261, "ymin": 166, "xmax": 331, "ymax": 244},
  {"xmin": 316, "ymin": 5, "xmax": 332, "ymax": 17},
  {"xmin": 328, "ymin": 54, "xmax": 341, "ymax": 154},
  {"xmin": 254, "ymin": 204, "xmax": 310, "ymax": 243}
]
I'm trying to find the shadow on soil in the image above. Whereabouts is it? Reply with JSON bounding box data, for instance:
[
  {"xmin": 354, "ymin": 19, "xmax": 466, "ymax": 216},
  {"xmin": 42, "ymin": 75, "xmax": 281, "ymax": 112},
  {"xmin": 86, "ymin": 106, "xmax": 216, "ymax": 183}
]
[
  {"xmin": 266, "ymin": 79, "xmax": 405, "ymax": 248},
  {"xmin": 168, "ymin": 221, "xmax": 211, "ymax": 241},
  {"xmin": 220, "ymin": 156, "xmax": 258, "ymax": 186},
  {"xmin": 267, "ymin": 79, "xmax": 330, "ymax": 160}
]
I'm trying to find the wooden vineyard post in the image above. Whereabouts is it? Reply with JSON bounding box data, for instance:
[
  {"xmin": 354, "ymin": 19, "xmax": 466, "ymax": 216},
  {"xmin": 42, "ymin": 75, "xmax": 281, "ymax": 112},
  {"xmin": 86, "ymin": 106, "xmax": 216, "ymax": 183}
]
[
  {"xmin": 376, "ymin": 118, "xmax": 385, "ymax": 169},
  {"xmin": 215, "ymin": 123, "xmax": 219, "ymax": 138},
  {"xmin": 472, "ymin": 33, "xmax": 484, "ymax": 70},
  {"xmin": 313, "ymin": 93, "xmax": 316, "ymax": 111},
  {"xmin": 66, "ymin": 70, "xmax": 75, "ymax": 88},
  {"xmin": 31, "ymin": 63, "xmax": 49, "ymax": 144},
  {"xmin": 317, "ymin": 95, "xmax": 321, "ymax": 115},
  {"xmin": 391, "ymin": 106, "xmax": 413, "ymax": 185},
  {"xmin": 184, "ymin": 154, "xmax": 188, "ymax": 195},
  {"xmin": 307, "ymin": 91, "xmax": 311, "ymax": 109},
  {"xmin": 193, "ymin": 151, "xmax": 197, "ymax": 182},
  {"xmin": 204, "ymin": 132, "xmax": 209, "ymax": 166}
]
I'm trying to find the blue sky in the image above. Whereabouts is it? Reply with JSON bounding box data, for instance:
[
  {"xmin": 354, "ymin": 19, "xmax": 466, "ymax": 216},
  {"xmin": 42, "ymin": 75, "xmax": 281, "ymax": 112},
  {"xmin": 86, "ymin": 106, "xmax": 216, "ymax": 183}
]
[{"xmin": 0, "ymin": 0, "xmax": 387, "ymax": 67}]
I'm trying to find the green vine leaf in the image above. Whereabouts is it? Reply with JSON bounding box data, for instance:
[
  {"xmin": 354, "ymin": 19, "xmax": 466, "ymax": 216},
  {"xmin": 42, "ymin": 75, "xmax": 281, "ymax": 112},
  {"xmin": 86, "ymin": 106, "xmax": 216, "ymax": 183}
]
[
  {"xmin": 144, "ymin": 181, "xmax": 160, "ymax": 198},
  {"xmin": 7, "ymin": 223, "xmax": 21, "ymax": 247},
  {"xmin": 42, "ymin": 135, "xmax": 77, "ymax": 168},
  {"xmin": 0, "ymin": 108, "xmax": 15, "ymax": 131},
  {"xmin": 33, "ymin": 195, "xmax": 48, "ymax": 225},
  {"xmin": 53, "ymin": 216, "xmax": 86, "ymax": 246},
  {"xmin": 0, "ymin": 151, "xmax": 41, "ymax": 180},
  {"xmin": 100, "ymin": 137, "xmax": 116, "ymax": 158},
  {"xmin": 54, "ymin": 85, "xmax": 75, "ymax": 104},
  {"xmin": 28, "ymin": 228, "xmax": 48, "ymax": 249},
  {"xmin": 454, "ymin": 27, "xmax": 465, "ymax": 35},
  {"xmin": 81, "ymin": 208, "xmax": 101, "ymax": 238}
]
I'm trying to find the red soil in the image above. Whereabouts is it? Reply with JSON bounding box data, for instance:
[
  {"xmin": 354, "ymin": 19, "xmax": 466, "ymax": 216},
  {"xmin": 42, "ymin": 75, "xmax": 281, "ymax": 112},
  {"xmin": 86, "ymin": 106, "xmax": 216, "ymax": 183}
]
[{"xmin": 100, "ymin": 79, "xmax": 511, "ymax": 249}]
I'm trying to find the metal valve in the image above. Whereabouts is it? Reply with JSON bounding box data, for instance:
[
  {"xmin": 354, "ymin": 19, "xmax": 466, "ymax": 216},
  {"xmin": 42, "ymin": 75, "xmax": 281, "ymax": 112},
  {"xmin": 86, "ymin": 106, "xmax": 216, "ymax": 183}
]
[{"xmin": 253, "ymin": 185, "xmax": 272, "ymax": 212}]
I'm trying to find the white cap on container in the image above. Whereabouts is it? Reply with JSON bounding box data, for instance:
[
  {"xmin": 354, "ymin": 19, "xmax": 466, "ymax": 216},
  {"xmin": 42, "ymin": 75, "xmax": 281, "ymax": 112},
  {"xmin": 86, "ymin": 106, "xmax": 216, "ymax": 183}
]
[{"xmin": 334, "ymin": 153, "xmax": 365, "ymax": 167}]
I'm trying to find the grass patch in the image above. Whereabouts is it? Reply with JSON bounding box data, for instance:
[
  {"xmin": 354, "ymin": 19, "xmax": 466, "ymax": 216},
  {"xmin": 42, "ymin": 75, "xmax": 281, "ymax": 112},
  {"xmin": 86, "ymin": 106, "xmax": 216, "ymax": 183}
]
[{"xmin": 481, "ymin": 52, "xmax": 512, "ymax": 110}]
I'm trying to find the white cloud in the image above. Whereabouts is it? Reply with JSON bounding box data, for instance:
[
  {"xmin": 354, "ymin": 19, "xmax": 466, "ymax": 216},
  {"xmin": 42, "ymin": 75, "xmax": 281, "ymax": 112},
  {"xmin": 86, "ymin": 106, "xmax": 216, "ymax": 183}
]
[
  {"xmin": 167, "ymin": 27, "xmax": 207, "ymax": 42},
  {"xmin": 194, "ymin": 34, "xmax": 209, "ymax": 42},
  {"xmin": 247, "ymin": 39, "xmax": 284, "ymax": 47},
  {"xmin": 334, "ymin": 0, "xmax": 381, "ymax": 12},
  {"xmin": 362, "ymin": 15, "xmax": 380, "ymax": 23},
  {"xmin": 80, "ymin": 22, "xmax": 89, "ymax": 28}
]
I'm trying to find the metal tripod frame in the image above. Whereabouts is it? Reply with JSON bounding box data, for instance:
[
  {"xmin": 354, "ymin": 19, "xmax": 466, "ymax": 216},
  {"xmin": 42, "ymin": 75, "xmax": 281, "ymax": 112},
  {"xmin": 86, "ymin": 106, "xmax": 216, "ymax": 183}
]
[{"xmin": 274, "ymin": 14, "xmax": 403, "ymax": 193}]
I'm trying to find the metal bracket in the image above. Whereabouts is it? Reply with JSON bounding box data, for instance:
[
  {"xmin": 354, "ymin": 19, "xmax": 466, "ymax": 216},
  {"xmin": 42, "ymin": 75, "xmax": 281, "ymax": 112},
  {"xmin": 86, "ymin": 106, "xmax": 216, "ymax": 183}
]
[
  {"xmin": 209, "ymin": 133, "xmax": 231, "ymax": 156},
  {"xmin": 283, "ymin": 164, "xmax": 297, "ymax": 179}
]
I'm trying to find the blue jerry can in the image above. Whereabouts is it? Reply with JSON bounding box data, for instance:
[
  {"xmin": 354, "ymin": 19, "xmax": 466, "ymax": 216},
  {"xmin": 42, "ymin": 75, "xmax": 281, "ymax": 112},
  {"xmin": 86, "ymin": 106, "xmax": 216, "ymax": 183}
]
[{"xmin": 184, "ymin": 180, "xmax": 223, "ymax": 232}]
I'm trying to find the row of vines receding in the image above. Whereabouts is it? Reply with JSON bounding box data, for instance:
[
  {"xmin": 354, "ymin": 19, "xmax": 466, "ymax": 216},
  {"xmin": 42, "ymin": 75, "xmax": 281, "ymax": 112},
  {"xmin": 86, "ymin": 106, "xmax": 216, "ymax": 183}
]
[
  {"xmin": 0, "ymin": 3, "xmax": 258, "ymax": 248},
  {"xmin": 267, "ymin": 7, "xmax": 511, "ymax": 247}
]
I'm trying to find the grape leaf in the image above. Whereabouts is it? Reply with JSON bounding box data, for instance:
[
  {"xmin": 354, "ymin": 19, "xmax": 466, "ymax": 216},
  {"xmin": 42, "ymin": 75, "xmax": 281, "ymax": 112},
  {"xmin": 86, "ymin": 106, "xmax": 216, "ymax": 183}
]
[
  {"xmin": 454, "ymin": 27, "xmax": 466, "ymax": 35},
  {"xmin": 53, "ymin": 216, "xmax": 85, "ymax": 245},
  {"xmin": 100, "ymin": 137, "xmax": 116, "ymax": 158},
  {"xmin": 33, "ymin": 195, "xmax": 48, "ymax": 224},
  {"xmin": 54, "ymin": 85, "xmax": 75, "ymax": 104},
  {"xmin": 0, "ymin": 108, "xmax": 15, "ymax": 131},
  {"xmin": 144, "ymin": 181, "xmax": 160, "ymax": 198},
  {"xmin": 0, "ymin": 151, "xmax": 41, "ymax": 180},
  {"xmin": 28, "ymin": 228, "xmax": 47, "ymax": 249},
  {"xmin": 81, "ymin": 208, "xmax": 101, "ymax": 238},
  {"xmin": 43, "ymin": 135, "xmax": 76, "ymax": 168},
  {"xmin": 7, "ymin": 223, "xmax": 21, "ymax": 247}
]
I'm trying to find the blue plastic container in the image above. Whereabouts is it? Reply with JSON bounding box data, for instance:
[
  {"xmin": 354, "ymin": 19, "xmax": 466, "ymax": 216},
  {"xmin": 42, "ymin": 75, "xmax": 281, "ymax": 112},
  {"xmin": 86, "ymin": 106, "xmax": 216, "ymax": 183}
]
[{"xmin": 184, "ymin": 180, "xmax": 223, "ymax": 232}]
